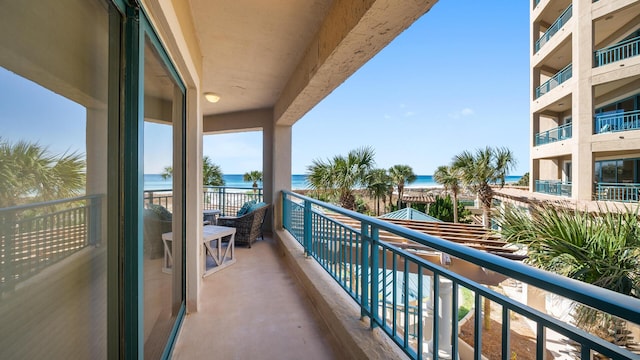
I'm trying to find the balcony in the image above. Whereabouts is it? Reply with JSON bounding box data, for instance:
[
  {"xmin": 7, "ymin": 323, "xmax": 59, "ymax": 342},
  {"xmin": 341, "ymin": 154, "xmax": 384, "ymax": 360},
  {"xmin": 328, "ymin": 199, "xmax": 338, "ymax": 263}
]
[
  {"xmin": 534, "ymin": 122, "xmax": 572, "ymax": 146},
  {"xmin": 534, "ymin": 4, "xmax": 572, "ymax": 53},
  {"xmin": 4, "ymin": 189, "xmax": 640, "ymax": 359},
  {"xmin": 595, "ymin": 36, "xmax": 640, "ymax": 67},
  {"xmin": 594, "ymin": 109, "xmax": 640, "ymax": 134},
  {"xmin": 535, "ymin": 180, "xmax": 572, "ymax": 197},
  {"xmin": 596, "ymin": 182, "xmax": 640, "ymax": 202},
  {"xmin": 279, "ymin": 191, "xmax": 639, "ymax": 359},
  {"xmin": 535, "ymin": 64, "xmax": 572, "ymax": 98}
]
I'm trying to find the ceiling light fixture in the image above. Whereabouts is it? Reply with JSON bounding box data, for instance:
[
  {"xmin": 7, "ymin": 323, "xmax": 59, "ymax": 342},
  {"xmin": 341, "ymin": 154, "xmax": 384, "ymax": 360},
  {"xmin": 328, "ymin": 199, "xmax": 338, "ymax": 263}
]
[{"xmin": 204, "ymin": 92, "xmax": 220, "ymax": 103}]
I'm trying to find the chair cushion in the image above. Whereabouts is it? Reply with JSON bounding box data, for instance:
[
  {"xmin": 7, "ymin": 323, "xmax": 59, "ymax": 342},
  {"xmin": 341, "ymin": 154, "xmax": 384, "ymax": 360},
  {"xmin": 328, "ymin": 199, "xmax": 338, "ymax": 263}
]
[
  {"xmin": 237, "ymin": 200, "xmax": 256, "ymax": 216},
  {"xmin": 247, "ymin": 201, "xmax": 266, "ymax": 213},
  {"xmin": 147, "ymin": 203, "xmax": 172, "ymax": 221}
]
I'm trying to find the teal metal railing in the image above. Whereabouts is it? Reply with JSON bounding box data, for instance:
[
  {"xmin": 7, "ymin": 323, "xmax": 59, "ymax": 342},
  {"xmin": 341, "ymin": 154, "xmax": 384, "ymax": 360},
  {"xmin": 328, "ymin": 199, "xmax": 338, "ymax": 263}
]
[
  {"xmin": 535, "ymin": 4, "xmax": 572, "ymax": 53},
  {"xmin": 282, "ymin": 191, "xmax": 640, "ymax": 360},
  {"xmin": 596, "ymin": 182, "xmax": 640, "ymax": 202},
  {"xmin": 144, "ymin": 186, "xmax": 263, "ymax": 217},
  {"xmin": 534, "ymin": 122, "xmax": 572, "ymax": 145},
  {"xmin": 595, "ymin": 36, "xmax": 640, "ymax": 67},
  {"xmin": 535, "ymin": 180, "xmax": 572, "ymax": 197},
  {"xmin": 0, "ymin": 195, "xmax": 103, "ymax": 293},
  {"xmin": 594, "ymin": 110, "xmax": 640, "ymax": 134},
  {"xmin": 535, "ymin": 64, "xmax": 572, "ymax": 98}
]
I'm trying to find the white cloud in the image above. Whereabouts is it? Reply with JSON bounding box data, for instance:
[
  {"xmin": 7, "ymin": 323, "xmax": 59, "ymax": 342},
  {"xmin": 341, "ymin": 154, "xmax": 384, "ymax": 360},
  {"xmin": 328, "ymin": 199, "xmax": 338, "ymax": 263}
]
[
  {"xmin": 405, "ymin": 111, "xmax": 415, "ymax": 117},
  {"xmin": 448, "ymin": 108, "xmax": 475, "ymax": 119}
]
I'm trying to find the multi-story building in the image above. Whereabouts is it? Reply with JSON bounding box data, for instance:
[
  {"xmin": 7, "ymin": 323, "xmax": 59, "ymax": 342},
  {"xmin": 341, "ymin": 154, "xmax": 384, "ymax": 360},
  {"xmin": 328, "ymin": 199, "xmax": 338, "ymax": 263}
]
[{"xmin": 531, "ymin": 0, "xmax": 640, "ymax": 202}]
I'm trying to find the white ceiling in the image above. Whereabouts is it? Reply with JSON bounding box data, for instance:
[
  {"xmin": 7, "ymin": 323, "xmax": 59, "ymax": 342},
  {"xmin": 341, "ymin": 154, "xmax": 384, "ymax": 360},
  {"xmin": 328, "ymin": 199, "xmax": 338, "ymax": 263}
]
[{"xmin": 189, "ymin": 0, "xmax": 334, "ymax": 116}]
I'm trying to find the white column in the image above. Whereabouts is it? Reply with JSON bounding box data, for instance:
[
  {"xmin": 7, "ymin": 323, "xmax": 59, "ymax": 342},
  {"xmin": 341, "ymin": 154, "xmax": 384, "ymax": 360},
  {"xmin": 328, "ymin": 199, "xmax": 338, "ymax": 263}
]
[
  {"xmin": 264, "ymin": 123, "xmax": 292, "ymax": 231},
  {"xmin": 426, "ymin": 278, "xmax": 454, "ymax": 359}
]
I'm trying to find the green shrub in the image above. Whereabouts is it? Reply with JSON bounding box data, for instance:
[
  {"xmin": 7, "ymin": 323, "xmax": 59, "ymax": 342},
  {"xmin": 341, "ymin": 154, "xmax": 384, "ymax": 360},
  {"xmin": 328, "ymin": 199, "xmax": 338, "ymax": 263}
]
[{"xmin": 427, "ymin": 195, "xmax": 471, "ymax": 223}]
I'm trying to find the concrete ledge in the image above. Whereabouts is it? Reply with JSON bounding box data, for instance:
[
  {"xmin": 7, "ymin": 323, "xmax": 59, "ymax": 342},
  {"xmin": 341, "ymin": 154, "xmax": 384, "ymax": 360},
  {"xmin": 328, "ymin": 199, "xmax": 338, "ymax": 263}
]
[{"xmin": 274, "ymin": 229, "xmax": 408, "ymax": 360}]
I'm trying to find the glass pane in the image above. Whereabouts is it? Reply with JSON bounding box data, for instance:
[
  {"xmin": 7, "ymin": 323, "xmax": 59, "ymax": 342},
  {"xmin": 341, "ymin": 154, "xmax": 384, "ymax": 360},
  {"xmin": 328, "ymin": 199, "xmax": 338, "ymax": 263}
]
[
  {"xmin": 620, "ymin": 159, "xmax": 634, "ymax": 183},
  {"xmin": 0, "ymin": 0, "xmax": 112, "ymax": 358},
  {"xmin": 143, "ymin": 35, "xmax": 184, "ymax": 359},
  {"xmin": 601, "ymin": 161, "xmax": 617, "ymax": 183}
]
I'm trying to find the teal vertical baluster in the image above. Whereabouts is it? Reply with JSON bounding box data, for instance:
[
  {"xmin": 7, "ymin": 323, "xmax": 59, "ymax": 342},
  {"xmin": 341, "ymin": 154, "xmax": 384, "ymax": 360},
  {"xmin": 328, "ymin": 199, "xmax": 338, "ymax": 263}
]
[
  {"xmin": 282, "ymin": 193, "xmax": 289, "ymax": 230},
  {"xmin": 303, "ymin": 200, "xmax": 311, "ymax": 256},
  {"xmin": 370, "ymin": 225, "xmax": 379, "ymax": 329},
  {"xmin": 360, "ymin": 222, "xmax": 370, "ymax": 319}
]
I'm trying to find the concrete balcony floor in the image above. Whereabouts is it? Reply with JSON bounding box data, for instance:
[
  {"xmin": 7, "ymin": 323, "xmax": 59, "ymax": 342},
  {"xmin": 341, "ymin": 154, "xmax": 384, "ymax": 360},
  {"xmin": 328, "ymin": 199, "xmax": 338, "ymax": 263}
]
[{"xmin": 171, "ymin": 236, "xmax": 339, "ymax": 359}]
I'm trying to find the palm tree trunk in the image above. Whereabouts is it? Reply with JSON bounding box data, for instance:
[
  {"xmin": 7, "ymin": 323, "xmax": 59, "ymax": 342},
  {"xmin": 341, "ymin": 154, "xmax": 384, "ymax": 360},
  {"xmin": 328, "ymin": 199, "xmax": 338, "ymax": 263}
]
[
  {"xmin": 484, "ymin": 295, "xmax": 491, "ymax": 330},
  {"xmin": 453, "ymin": 192, "xmax": 459, "ymax": 223}
]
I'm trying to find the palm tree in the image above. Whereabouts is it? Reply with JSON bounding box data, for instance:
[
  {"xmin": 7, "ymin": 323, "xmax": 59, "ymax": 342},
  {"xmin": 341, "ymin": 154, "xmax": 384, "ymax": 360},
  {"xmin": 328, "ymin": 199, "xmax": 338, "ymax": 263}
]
[
  {"xmin": 388, "ymin": 164, "xmax": 416, "ymax": 210},
  {"xmin": 451, "ymin": 146, "xmax": 516, "ymax": 229},
  {"xmin": 433, "ymin": 165, "xmax": 462, "ymax": 223},
  {"xmin": 307, "ymin": 147, "xmax": 375, "ymax": 210},
  {"xmin": 161, "ymin": 156, "xmax": 225, "ymax": 186},
  {"xmin": 203, "ymin": 156, "xmax": 225, "ymax": 186},
  {"xmin": 243, "ymin": 170, "xmax": 263, "ymax": 193},
  {"xmin": 366, "ymin": 169, "xmax": 391, "ymax": 215},
  {"xmin": 498, "ymin": 203, "xmax": 640, "ymax": 348},
  {"xmin": 0, "ymin": 138, "xmax": 85, "ymax": 207}
]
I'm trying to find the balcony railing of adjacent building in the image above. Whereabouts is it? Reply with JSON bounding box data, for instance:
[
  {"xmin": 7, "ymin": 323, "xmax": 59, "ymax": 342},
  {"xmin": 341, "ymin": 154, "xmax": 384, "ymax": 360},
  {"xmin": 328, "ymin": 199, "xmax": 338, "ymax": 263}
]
[
  {"xmin": 0, "ymin": 195, "xmax": 102, "ymax": 293},
  {"xmin": 534, "ymin": 122, "xmax": 572, "ymax": 146},
  {"xmin": 596, "ymin": 182, "xmax": 640, "ymax": 202},
  {"xmin": 282, "ymin": 190, "xmax": 640, "ymax": 360},
  {"xmin": 535, "ymin": 64, "xmax": 572, "ymax": 98},
  {"xmin": 535, "ymin": 180, "xmax": 572, "ymax": 197},
  {"xmin": 534, "ymin": 4, "xmax": 573, "ymax": 53},
  {"xmin": 594, "ymin": 109, "xmax": 640, "ymax": 134},
  {"xmin": 144, "ymin": 186, "xmax": 263, "ymax": 216},
  {"xmin": 595, "ymin": 35, "xmax": 640, "ymax": 67}
]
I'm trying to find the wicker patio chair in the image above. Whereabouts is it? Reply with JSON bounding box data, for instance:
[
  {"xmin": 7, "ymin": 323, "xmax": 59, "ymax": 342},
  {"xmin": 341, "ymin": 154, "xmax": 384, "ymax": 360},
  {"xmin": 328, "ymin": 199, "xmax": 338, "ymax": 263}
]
[
  {"xmin": 143, "ymin": 204, "xmax": 172, "ymax": 259},
  {"xmin": 217, "ymin": 203, "xmax": 270, "ymax": 248}
]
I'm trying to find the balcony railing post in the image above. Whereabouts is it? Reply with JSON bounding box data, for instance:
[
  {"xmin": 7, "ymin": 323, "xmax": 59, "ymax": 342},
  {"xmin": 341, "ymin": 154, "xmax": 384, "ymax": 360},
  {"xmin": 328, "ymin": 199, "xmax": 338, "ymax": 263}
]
[
  {"xmin": 88, "ymin": 196, "xmax": 101, "ymax": 247},
  {"xmin": 370, "ymin": 225, "xmax": 379, "ymax": 329},
  {"xmin": 1, "ymin": 209, "xmax": 17, "ymax": 293},
  {"xmin": 282, "ymin": 192, "xmax": 289, "ymax": 230},
  {"xmin": 360, "ymin": 222, "xmax": 370, "ymax": 320},
  {"xmin": 303, "ymin": 200, "xmax": 312, "ymax": 256}
]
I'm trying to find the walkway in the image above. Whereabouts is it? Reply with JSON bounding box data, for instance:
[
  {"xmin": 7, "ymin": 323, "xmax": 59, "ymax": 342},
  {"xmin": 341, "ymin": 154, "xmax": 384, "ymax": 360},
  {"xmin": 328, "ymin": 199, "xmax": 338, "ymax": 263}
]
[{"xmin": 171, "ymin": 236, "xmax": 338, "ymax": 359}]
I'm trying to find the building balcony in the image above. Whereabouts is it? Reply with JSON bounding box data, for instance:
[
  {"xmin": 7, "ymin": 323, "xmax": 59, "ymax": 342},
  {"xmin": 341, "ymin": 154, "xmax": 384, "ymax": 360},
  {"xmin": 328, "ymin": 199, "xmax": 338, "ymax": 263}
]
[
  {"xmin": 596, "ymin": 182, "xmax": 640, "ymax": 202},
  {"xmin": 535, "ymin": 180, "xmax": 572, "ymax": 197},
  {"xmin": 594, "ymin": 109, "xmax": 640, "ymax": 134},
  {"xmin": 595, "ymin": 35, "xmax": 640, "ymax": 67},
  {"xmin": 534, "ymin": 122, "xmax": 572, "ymax": 146},
  {"xmin": 535, "ymin": 64, "xmax": 572, "ymax": 99},
  {"xmin": 534, "ymin": 4, "xmax": 572, "ymax": 53}
]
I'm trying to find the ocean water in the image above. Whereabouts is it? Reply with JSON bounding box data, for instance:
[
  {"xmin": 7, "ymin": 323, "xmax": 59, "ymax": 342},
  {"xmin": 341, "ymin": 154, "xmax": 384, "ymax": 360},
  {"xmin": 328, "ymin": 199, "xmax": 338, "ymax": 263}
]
[{"xmin": 144, "ymin": 174, "xmax": 523, "ymax": 191}]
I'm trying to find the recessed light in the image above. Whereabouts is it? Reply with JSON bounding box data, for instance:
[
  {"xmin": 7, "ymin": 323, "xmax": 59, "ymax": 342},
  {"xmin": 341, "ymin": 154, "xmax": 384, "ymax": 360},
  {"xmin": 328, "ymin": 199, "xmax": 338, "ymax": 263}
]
[{"xmin": 204, "ymin": 92, "xmax": 220, "ymax": 103}]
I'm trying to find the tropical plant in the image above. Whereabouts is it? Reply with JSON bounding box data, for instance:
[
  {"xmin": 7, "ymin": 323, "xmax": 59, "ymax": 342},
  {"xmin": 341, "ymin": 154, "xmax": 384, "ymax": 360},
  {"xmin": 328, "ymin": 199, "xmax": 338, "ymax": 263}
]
[
  {"xmin": 307, "ymin": 147, "xmax": 375, "ymax": 210},
  {"xmin": 366, "ymin": 168, "xmax": 392, "ymax": 215},
  {"xmin": 516, "ymin": 172, "xmax": 529, "ymax": 186},
  {"xmin": 389, "ymin": 164, "xmax": 417, "ymax": 210},
  {"xmin": 160, "ymin": 166, "xmax": 173, "ymax": 180},
  {"xmin": 0, "ymin": 138, "xmax": 85, "ymax": 207},
  {"xmin": 161, "ymin": 155, "xmax": 225, "ymax": 186},
  {"xmin": 427, "ymin": 195, "xmax": 471, "ymax": 223},
  {"xmin": 433, "ymin": 165, "xmax": 462, "ymax": 223},
  {"xmin": 243, "ymin": 170, "xmax": 263, "ymax": 193},
  {"xmin": 498, "ymin": 203, "xmax": 640, "ymax": 349},
  {"xmin": 451, "ymin": 146, "xmax": 516, "ymax": 228}
]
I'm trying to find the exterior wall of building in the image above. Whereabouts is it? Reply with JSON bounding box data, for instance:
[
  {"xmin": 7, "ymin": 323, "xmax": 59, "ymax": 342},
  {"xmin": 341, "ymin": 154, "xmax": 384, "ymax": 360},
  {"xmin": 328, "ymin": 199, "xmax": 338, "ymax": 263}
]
[{"xmin": 530, "ymin": 0, "xmax": 640, "ymax": 201}]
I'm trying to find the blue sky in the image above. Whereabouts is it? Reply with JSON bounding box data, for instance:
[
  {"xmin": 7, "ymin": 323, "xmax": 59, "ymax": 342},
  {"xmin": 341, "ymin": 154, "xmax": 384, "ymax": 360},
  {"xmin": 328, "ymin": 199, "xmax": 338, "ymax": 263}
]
[
  {"xmin": 207, "ymin": 0, "xmax": 530, "ymax": 175},
  {"xmin": 1, "ymin": 0, "xmax": 530, "ymax": 176}
]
